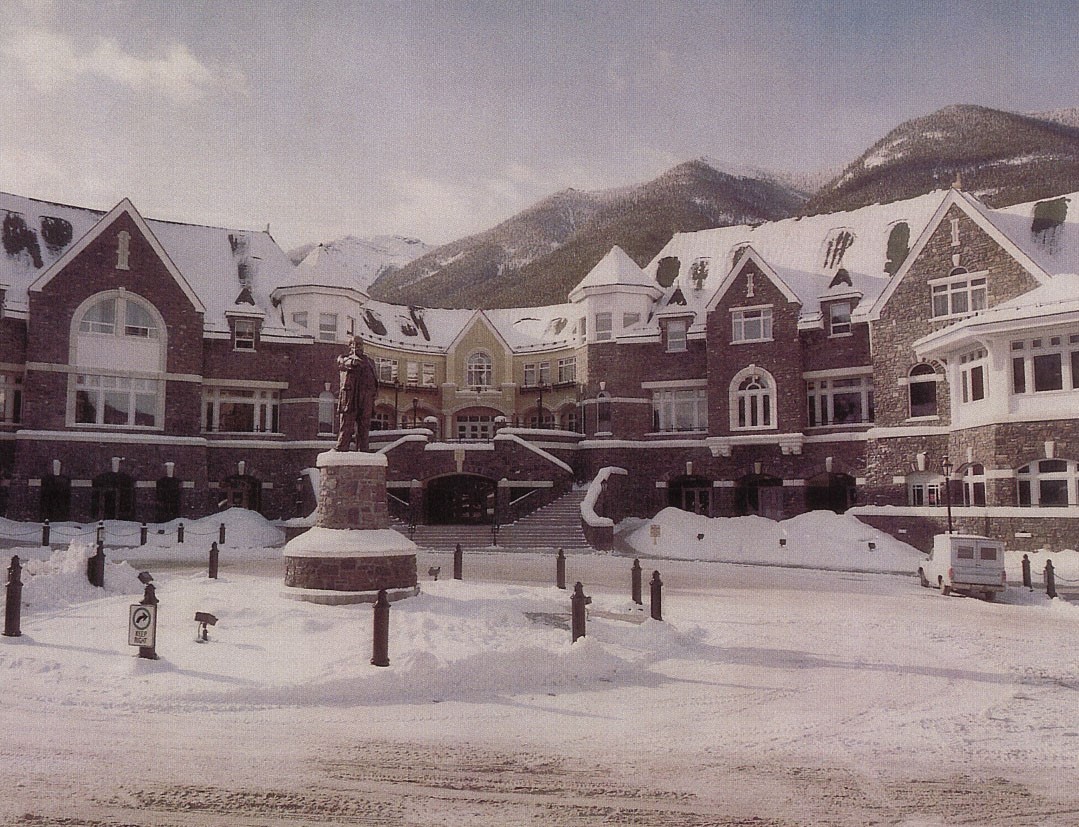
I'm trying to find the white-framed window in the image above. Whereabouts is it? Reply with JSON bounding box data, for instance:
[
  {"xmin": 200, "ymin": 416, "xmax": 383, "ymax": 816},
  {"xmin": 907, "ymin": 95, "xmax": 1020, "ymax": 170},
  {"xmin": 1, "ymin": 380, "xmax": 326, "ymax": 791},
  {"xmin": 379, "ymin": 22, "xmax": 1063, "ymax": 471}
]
[
  {"xmin": 78, "ymin": 295, "xmax": 159, "ymax": 339},
  {"xmin": 422, "ymin": 363, "xmax": 436, "ymax": 387},
  {"xmin": 233, "ymin": 318, "xmax": 258, "ymax": 351},
  {"xmin": 666, "ymin": 319, "xmax": 688, "ymax": 352},
  {"xmin": 406, "ymin": 361, "xmax": 419, "ymax": 385},
  {"xmin": 75, "ymin": 374, "xmax": 159, "ymax": 427},
  {"xmin": 0, "ymin": 372, "xmax": 22, "ymax": 423},
  {"xmin": 959, "ymin": 348, "xmax": 988, "ymax": 403},
  {"xmin": 466, "ymin": 352, "xmax": 493, "ymax": 388},
  {"xmin": 1017, "ymin": 459, "xmax": 1078, "ymax": 507},
  {"xmin": 907, "ymin": 472, "xmax": 945, "ymax": 506},
  {"xmin": 1011, "ymin": 334, "xmax": 1079, "ymax": 394},
  {"xmin": 908, "ymin": 363, "xmax": 939, "ymax": 418},
  {"xmin": 828, "ymin": 302, "xmax": 851, "ymax": 336},
  {"xmin": 523, "ymin": 361, "xmax": 550, "ymax": 387},
  {"xmin": 930, "ymin": 270, "xmax": 987, "ymax": 319},
  {"xmin": 317, "ymin": 390, "xmax": 336, "ymax": 435},
  {"xmin": 963, "ymin": 463, "xmax": 987, "ymax": 506},
  {"xmin": 652, "ymin": 388, "xmax": 707, "ymax": 432},
  {"xmin": 372, "ymin": 410, "xmax": 393, "ymax": 431},
  {"xmin": 595, "ymin": 312, "xmax": 613, "ymax": 341},
  {"xmin": 376, "ymin": 357, "xmax": 398, "ymax": 383},
  {"xmin": 203, "ymin": 387, "xmax": 280, "ymax": 433},
  {"xmin": 731, "ymin": 306, "xmax": 773, "ymax": 343},
  {"xmin": 291, "ymin": 311, "xmax": 309, "ymax": 329},
  {"xmin": 623, "ymin": 312, "xmax": 640, "ymax": 329},
  {"xmin": 730, "ymin": 367, "xmax": 775, "ymax": 431},
  {"xmin": 557, "ymin": 356, "xmax": 576, "ymax": 384},
  {"xmin": 318, "ymin": 313, "xmax": 338, "ymax": 342},
  {"xmin": 578, "ymin": 317, "xmax": 586, "ymax": 339},
  {"xmin": 807, "ymin": 375, "xmax": 874, "ymax": 426},
  {"xmin": 456, "ymin": 414, "xmax": 494, "ymax": 440}
]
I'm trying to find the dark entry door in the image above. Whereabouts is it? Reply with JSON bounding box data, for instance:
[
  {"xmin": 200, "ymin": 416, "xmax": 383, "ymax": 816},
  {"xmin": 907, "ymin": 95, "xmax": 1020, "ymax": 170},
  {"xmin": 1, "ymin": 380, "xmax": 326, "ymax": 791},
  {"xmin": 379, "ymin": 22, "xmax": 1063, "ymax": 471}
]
[{"xmin": 425, "ymin": 475, "xmax": 497, "ymax": 524}]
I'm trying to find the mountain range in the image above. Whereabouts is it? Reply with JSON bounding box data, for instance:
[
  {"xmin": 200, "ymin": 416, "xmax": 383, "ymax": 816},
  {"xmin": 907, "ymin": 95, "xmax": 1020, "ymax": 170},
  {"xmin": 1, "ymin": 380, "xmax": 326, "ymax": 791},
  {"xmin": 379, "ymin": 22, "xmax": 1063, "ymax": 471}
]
[{"xmin": 288, "ymin": 104, "xmax": 1079, "ymax": 308}]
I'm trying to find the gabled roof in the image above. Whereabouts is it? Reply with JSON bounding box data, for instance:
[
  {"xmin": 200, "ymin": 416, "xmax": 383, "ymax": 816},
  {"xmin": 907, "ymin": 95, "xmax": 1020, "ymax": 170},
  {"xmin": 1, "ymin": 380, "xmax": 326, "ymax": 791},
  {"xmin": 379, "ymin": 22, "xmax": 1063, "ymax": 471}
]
[
  {"xmin": 704, "ymin": 246, "xmax": 801, "ymax": 313},
  {"xmin": 568, "ymin": 246, "xmax": 656, "ymax": 301}
]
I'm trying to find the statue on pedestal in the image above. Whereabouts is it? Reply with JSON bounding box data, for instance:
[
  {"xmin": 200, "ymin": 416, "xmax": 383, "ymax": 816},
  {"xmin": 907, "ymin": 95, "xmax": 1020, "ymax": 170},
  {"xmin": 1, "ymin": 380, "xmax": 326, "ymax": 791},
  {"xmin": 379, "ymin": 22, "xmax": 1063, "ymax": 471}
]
[{"xmin": 334, "ymin": 336, "xmax": 378, "ymax": 452}]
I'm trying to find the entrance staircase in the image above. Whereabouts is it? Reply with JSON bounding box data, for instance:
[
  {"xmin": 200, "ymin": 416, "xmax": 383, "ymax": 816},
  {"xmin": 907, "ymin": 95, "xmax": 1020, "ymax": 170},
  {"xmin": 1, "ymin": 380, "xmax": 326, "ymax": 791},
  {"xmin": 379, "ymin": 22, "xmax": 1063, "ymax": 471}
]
[{"xmin": 395, "ymin": 488, "xmax": 592, "ymax": 552}]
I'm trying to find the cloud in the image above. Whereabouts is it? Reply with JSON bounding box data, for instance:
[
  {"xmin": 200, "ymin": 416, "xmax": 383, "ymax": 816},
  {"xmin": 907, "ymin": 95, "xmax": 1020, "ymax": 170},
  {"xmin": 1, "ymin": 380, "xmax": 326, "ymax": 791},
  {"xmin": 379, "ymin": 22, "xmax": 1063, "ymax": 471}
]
[{"xmin": 0, "ymin": 22, "xmax": 245, "ymax": 103}]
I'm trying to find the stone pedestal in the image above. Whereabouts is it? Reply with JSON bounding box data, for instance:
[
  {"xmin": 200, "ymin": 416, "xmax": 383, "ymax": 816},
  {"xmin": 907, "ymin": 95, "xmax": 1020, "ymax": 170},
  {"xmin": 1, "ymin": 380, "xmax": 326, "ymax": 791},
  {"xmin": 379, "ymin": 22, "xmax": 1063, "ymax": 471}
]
[{"xmin": 283, "ymin": 451, "xmax": 418, "ymax": 604}]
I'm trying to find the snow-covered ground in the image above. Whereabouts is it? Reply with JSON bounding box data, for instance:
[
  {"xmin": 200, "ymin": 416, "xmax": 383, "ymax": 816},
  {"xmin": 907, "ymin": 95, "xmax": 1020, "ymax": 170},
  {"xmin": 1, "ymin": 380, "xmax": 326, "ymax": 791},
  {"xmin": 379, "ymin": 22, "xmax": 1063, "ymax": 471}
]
[{"xmin": 2, "ymin": 508, "xmax": 1078, "ymax": 825}]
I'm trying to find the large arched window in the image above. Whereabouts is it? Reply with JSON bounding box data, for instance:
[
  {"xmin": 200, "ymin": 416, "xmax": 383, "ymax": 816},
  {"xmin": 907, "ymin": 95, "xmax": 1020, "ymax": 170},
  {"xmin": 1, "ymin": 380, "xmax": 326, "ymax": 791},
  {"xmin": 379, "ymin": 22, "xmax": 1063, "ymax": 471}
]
[
  {"xmin": 908, "ymin": 363, "xmax": 939, "ymax": 419},
  {"xmin": 730, "ymin": 367, "xmax": 775, "ymax": 431},
  {"xmin": 465, "ymin": 352, "xmax": 493, "ymax": 389},
  {"xmin": 1017, "ymin": 459, "xmax": 1079, "ymax": 507},
  {"xmin": 71, "ymin": 292, "xmax": 166, "ymax": 428}
]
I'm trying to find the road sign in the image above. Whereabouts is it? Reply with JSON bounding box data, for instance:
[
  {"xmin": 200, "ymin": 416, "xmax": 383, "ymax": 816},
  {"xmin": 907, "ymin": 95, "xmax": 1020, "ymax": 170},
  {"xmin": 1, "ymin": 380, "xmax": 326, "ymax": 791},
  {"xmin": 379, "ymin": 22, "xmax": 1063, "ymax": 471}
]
[{"xmin": 129, "ymin": 604, "xmax": 157, "ymax": 648}]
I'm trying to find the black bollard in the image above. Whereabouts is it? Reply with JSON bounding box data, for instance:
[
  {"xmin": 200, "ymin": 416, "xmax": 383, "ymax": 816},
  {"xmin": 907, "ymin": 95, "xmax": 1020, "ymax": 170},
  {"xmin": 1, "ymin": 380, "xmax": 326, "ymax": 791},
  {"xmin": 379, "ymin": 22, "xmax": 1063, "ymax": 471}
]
[
  {"xmin": 137, "ymin": 583, "xmax": 159, "ymax": 660},
  {"xmin": 208, "ymin": 541, "xmax": 220, "ymax": 579},
  {"xmin": 556, "ymin": 547, "xmax": 566, "ymax": 590},
  {"xmin": 4, "ymin": 555, "xmax": 23, "ymax": 638},
  {"xmin": 1022, "ymin": 554, "xmax": 1032, "ymax": 589},
  {"xmin": 1045, "ymin": 559, "xmax": 1057, "ymax": 599},
  {"xmin": 571, "ymin": 581, "xmax": 589, "ymax": 642},
  {"xmin": 41, "ymin": 520, "xmax": 50, "ymax": 547},
  {"xmin": 371, "ymin": 589, "xmax": 390, "ymax": 667},
  {"xmin": 87, "ymin": 541, "xmax": 106, "ymax": 588},
  {"xmin": 219, "ymin": 522, "xmax": 226, "ymax": 545},
  {"xmin": 177, "ymin": 522, "xmax": 184, "ymax": 544},
  {"xmin": 140, "ymin": 522, "xmax": 148, "ymax": 546},
  {"xmin": 631, "ymin": 558, "xmax": 642, "ymax": 605},
  {"xmin": 650, "ymin": 570, "xmax": 663, "ymax": 621},
  {"xmin": 453, "ymin": 543, "xmax": 463, "ymax": 580}
]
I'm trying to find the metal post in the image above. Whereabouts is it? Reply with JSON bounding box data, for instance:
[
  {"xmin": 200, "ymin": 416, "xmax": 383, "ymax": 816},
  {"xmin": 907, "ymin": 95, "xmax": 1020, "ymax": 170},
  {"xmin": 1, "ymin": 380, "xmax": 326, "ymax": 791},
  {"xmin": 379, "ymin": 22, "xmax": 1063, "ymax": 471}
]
[
  {"xmin": 41, "ymin": 520, "xmax": 49, "ymax": 547},
  {"xmin": 87, "ymin": 541, "xmax": 106, "ymax": 588},
  {"xmin": 571, "ymin": 582, "xmax": 588, "ymax": 642},
  {"xmin": 219, "ymin": 522, "xmax": 226, "ymax": 545},
  {"xmin": 371, "ymin": 589, "xmax": 390, "ymax": 667},
  {"xmin": 941, "ymin": 455, "xmax": 954, "ymax": 534},
  {"xmin": 208, "ymin": 541, "xmax": 220, "ymax": 579},
  {"xmin": 4, "ymin": 555, "xmax": 22, "ymax": 638},
  {"xmin": 631, "ymin": 558, "xmax": 642, "ymax": 605},
  {"xmin": 1022, "ymin": 554, "xmax": 1032, "ymax": 589},
  {"xmin": 453, "ymin": 543, "xmax": 463, "ymax": 580},
  {"xmin": 556, "ymin": 547, "xmax": 566, "ymax": 590},
  {"xmin": 177, "ymin": 522, "xmax": 184, "ymax": 544},
  {"xmin": 96, "ymin": 520, "xmax": 105, "ymax": 547},
  {"xmin": 138, "ymin": 584, "xmax": 159, "ymax": 660},
  {"xmin": 140, "ymin": 522, "xmax": 148, "ymax": 546},
  {"xmin": 650, "ymin": 570, "xmax": 663, "ymax": 621},
  {"xmin": 1045, "ymin": 559, "xmax": 1057, "ymax": 599}
]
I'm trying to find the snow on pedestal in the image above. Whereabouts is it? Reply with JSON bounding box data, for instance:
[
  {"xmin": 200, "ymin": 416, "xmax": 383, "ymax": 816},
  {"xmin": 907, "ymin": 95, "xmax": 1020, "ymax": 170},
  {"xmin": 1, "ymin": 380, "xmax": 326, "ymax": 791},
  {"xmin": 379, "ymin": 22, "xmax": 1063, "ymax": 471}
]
[{"xmin": 282, "ymin": 450, "xmax": 418, "ymax": 604}]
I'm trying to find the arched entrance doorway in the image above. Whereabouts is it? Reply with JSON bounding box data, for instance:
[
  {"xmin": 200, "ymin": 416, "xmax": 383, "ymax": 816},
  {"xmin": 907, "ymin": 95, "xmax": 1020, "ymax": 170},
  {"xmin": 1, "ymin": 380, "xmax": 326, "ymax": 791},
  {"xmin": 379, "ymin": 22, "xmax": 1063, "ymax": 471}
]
[
  {"xmin": 805, "ymin": 472, "xmax": 857, "ymax": 513},
  {"xmin": 220, "ymin": 474, "xmax": 262, "ymax": 512},
  {"xmin": 425, "ymin": 474, "xmax": 496, "ymax": 524},
  {"xmin": 736, "ymin": 472, "xmax": 783, "ymax": 520},
  {"xmin": 91, "ymin": 472, "xmax": 135, "ymax": 521},
  {"xmin": 667, "ymin": 475, "xmax": 712, "ymax": 515}
]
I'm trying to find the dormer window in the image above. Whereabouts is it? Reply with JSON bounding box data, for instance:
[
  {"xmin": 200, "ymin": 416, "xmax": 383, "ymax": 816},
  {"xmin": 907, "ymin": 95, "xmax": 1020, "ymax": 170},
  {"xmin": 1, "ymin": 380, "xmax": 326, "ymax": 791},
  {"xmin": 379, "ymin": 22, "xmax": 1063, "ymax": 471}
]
[
  {"xmin": 828, "ymin": 302, "xmax": 851, "ymax": 336},
  {"xmin": 665, "ymin": 319, "xmax": 688, "ymax": 352},
  {"xmin": 233, "ymin": 318, "xmax": 258, "ymax": 351}
]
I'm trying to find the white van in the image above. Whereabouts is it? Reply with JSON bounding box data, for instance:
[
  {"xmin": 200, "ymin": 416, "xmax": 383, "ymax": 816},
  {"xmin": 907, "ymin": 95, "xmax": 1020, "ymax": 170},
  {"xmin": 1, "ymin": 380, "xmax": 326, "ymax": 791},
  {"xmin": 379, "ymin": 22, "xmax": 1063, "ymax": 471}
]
[{"xmin": 918, "ymin": 534, "xmax": 1007, "ymax": 601}]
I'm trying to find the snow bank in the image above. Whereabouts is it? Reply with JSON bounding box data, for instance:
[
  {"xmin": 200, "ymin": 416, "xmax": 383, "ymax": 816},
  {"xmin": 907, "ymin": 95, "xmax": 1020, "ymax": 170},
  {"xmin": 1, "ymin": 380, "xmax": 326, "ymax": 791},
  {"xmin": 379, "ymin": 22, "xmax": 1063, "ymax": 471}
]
[{"xmin": 623, "ymin": 508, "xmax": 923, "ymax": 573}]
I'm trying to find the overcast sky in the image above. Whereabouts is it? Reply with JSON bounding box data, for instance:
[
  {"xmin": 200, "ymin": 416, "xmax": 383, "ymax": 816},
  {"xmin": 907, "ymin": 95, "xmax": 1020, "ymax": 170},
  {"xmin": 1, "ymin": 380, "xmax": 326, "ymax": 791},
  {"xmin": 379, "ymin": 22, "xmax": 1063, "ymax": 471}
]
[{"xmin": 2, "ymin": 0, "xmax": 1078, "ymax": 251}]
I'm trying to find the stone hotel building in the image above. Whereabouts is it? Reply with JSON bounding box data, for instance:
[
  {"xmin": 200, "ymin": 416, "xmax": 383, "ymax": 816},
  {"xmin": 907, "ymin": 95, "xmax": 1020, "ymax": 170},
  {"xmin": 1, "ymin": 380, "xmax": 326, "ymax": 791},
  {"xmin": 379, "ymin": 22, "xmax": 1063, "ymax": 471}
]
[{"xmin": 0, "ymin": 185, "xmax": 1076, "ymax": 552}]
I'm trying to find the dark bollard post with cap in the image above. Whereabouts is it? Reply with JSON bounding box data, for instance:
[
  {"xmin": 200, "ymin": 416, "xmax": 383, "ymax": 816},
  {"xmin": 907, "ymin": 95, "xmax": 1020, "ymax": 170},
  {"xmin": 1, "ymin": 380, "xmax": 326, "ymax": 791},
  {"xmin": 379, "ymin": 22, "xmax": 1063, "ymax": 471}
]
[
  {"xmin": 87, "ymin": 541, "xmax": 106, "ymax": 588},
  {"xmin": 4, "ymin": 555, "xmax": 23, "ymax": 638},
  {"xmin": 1045, "ymin": 559, "xmax": 1057, "ymax": 599},
  {"xmin": 650, "ymin": 570, "xmax": 663, "ymax": 621},
  {"xmin": 41, "ymin": 520, "xmax": 50, "ymax": 547},
  {"xmin": 219, "ymin": 522, "xmax": 226, "ymax": 545},
  {"xmin": 136, "ymin": 583, "xmax": 159, "ymax": 660},
  {"xmin": 453, "ymin": 543, "xmax": 463, "ymax": 580},
  {"xmin": 631, "ymin": 558, "xmax": 642, "ymax": 606},
  {"xmin": 556, "ymin": 547, "xmax": 566, "ymax": 590},
  {"xmin": 208, "ymin": 541, "xmax": 220, "ymax": 579},
  {"xmin": 140, "ymin": 523, "xmax": 148, "ymax": 546},
  {"xmin": 571, "ymin": 581, "xmax": 590, "ymax": 642},
  {"xmin": 177, "ymin": 522, "xmax": 184, "ymax": 544},
  {"xmin": 371, "ymin": 589, "xmax": 390, "ymax": 667},
  {"xmin": 1022, "ymin": 554, "xmax": 1032, "ymax": 589}
]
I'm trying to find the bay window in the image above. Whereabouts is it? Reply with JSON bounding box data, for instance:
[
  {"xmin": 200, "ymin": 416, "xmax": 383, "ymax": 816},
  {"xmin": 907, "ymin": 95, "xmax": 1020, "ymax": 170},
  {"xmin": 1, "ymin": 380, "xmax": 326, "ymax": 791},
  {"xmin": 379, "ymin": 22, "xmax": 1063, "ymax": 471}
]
[{"xmin": 203, "ymin": 387, "xmax": 280, "ymax": 433}]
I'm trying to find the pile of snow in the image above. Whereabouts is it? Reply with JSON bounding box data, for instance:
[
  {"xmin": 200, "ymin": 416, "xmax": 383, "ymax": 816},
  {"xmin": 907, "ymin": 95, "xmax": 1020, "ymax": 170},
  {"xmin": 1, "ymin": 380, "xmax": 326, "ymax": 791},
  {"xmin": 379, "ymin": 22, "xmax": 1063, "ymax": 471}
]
[{"xmin": 623, "ymin": 508, "xmax": 924, "ymax": 573}]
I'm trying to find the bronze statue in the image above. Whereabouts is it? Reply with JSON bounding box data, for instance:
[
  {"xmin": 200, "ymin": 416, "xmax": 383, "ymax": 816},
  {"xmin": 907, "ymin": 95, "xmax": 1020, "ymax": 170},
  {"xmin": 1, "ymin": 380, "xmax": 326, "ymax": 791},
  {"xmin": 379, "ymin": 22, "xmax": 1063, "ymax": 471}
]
[{"xmin": 334, "ymin": 336, "xmax": 378, "ymax": 451}]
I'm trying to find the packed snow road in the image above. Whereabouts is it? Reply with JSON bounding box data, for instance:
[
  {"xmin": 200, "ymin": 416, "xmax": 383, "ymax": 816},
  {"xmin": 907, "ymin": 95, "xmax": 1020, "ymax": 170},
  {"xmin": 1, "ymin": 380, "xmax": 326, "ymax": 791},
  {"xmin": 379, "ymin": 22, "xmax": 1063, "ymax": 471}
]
[{"xmin": 2, "ymin": 547, "xmax": 1078, "ymax": 826}]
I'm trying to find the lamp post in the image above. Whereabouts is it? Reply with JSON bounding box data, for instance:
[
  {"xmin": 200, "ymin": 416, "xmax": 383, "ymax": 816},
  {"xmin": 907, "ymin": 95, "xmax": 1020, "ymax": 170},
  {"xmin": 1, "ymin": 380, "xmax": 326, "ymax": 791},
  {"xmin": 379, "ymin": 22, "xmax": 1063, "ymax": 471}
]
[
  {"xmin": 393, "ymin": 380, "xmax": 401, "ymax": 428},
  {"xmin": 412, "ymin": 397, "xmax": 419, "ymax": 428},
  {"xmin": 536, "ymin": 383, "xmax": 548, "ymax": 428},
  {"xmin": 941, "ymin": 454, "xmax": 954, "ymax": 534}
]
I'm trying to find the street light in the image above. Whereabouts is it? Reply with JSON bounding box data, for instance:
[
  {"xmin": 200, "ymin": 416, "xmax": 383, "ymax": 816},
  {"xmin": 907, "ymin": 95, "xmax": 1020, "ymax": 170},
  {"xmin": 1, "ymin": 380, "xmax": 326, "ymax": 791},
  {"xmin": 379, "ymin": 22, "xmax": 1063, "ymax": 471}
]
[
  {"xmin": 412, "ymin": 397, "xmax": 419, "ymax": 428},
  {"xmin": 536, "ymin": 383, "xmax": 549, "ymax": 428},
  {"xmin": 393, "ymin": 380, "xmax": 401, "ymax": 428},
  {"xmin": 941, "ymin": 454, "xmax": 954, "ymax": 534}
]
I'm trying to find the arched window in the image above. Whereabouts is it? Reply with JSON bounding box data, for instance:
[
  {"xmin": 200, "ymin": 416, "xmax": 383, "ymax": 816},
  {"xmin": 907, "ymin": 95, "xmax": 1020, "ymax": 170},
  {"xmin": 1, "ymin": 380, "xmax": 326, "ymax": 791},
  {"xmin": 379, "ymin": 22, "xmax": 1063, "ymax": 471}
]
[
  {"xmin": 1017, "ymin": 459, "xmax": 1078, "ymax": 507},
  {"xmin": 71, "ymin": 292, "xmax": 165, "ymax": 428},
  {"xmin": 908, "ymin": 363, "xmax": 938, "ymax": 418},
  {"xmin": 731, "ymin": 367, "xmax": 775, "ymax": 431},
  {"xmin": 962, "ymin": 463, "xmax": 986, "ymax": 506},
  {"xmin": 466, "ymin": 352, "xmax": 493, "ymax": 389}
]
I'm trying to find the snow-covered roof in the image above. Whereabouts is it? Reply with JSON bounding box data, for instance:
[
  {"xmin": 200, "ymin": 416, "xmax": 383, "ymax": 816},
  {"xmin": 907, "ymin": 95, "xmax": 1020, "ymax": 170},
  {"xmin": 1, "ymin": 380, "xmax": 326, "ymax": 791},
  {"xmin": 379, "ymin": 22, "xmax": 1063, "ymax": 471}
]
[
  {"xmin": 644, "ymin": 190, "xmax": 949, "ymax": 329},
  {"xmin": 569, "ymin": 246, "xmax": 655, "ymax": 300},
  {"xmin": 484, "ymin": 304, "xmax": 578, "ymax": 352},
  {"xmin": 0, "ymin": 191, "xmax": 294, "ymax": 333},
  {"xmin": 986, "ymin": 191, "xmax": 1079, "ymax": 277}
]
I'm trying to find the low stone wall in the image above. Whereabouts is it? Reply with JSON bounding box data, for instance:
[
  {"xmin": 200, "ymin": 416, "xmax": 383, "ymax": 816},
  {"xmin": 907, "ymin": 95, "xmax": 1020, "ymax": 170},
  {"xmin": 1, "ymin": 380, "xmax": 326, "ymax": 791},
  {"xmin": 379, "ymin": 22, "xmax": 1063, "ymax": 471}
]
[{"xmin": 284, "ymin": 552, "xmax": 417, "ymax": 592}]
